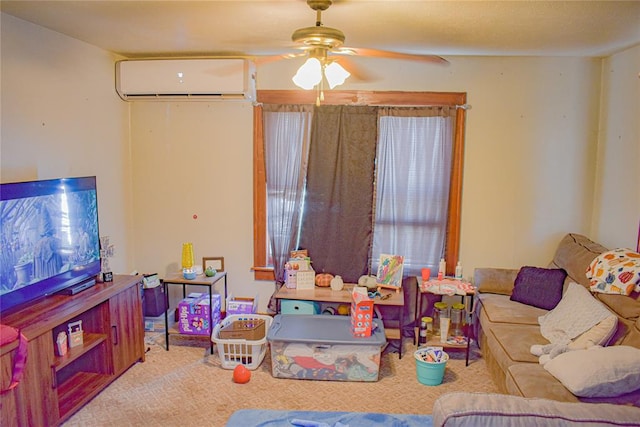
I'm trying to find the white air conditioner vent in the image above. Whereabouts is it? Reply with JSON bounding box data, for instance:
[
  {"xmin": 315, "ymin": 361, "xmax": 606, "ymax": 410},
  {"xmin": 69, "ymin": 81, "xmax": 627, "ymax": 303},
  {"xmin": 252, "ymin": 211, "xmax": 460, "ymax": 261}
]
[{"xmin": 115, "ymin": 59, "xmax": 256, "ymax": 101}]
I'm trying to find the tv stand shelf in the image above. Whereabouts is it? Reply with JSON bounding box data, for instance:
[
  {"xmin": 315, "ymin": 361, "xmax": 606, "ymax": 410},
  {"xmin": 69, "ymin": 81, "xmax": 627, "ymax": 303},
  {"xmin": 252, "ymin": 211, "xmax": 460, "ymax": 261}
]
[
  {"xmin": 57, "ymin": 371, "xmax": 112, "ymax": 419},
  {"xmin": 0, "ymin": 275, "xmax": 145, "ymax": 427},
  {"xmin": 54, "ymin": 332, "xmax": 107, "ymax": 370}
]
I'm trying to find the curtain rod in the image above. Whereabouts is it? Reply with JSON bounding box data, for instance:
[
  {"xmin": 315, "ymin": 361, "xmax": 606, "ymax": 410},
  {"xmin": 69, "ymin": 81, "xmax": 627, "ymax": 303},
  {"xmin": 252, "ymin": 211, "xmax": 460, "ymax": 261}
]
[{"xmin": 254, "ymin": 102, "xmax": 472, "ymax": 109}]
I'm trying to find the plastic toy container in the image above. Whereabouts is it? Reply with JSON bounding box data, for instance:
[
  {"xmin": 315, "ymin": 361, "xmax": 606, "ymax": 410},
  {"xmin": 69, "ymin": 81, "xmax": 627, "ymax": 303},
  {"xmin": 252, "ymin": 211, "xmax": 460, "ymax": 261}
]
[
  {"xmin": 414, "ymin": 347, "xmax": 449, "ymax": 386},
  {"xmin": 267, "ymin": 314, "xmax": 387, "ymax": 382},
  {"xmin": 212, "ymin": 314, "xmax": 272, "ymax": 370}
]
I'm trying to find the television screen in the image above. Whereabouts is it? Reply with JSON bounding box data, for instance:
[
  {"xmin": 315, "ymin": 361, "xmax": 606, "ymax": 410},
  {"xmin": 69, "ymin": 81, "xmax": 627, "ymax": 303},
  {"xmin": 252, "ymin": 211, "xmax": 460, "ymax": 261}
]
[{"xmin": 0, "ymin": 176, "xmax": 101, "ymax": 313}]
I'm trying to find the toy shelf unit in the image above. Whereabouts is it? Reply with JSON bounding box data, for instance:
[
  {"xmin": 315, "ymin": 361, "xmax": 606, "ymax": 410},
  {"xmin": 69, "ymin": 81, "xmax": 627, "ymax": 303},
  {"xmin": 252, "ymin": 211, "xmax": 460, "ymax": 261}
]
[{"xmin": 163, "ymin": 271, "xmax": 228, "ymax": 353}]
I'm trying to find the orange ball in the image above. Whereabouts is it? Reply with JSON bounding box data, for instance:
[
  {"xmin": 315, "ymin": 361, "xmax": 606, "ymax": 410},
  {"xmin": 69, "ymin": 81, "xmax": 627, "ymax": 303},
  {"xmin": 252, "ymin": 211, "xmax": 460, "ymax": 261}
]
[{"xmin": 233, "ymin": 364, "xmax": 251, "ymax": 384}]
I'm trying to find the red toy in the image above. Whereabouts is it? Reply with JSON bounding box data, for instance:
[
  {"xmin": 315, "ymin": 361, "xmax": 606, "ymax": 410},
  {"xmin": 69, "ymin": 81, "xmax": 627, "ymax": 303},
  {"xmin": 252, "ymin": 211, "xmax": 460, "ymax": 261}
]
[{"xmin": 233, "ymin": 364, "xmax": 251, "ymax": 384}]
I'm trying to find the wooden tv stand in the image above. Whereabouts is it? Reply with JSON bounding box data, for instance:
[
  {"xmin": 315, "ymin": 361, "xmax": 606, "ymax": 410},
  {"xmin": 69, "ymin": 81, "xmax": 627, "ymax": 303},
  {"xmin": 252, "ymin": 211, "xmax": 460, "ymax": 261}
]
[{"xmin": 1, "ymin": 275, "xmax": 145, "ymax": 426}]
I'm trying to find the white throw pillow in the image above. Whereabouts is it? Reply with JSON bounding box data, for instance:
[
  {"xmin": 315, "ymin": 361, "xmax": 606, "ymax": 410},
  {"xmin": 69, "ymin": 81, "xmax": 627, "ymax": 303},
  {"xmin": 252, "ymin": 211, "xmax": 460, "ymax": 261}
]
[
  {"xmin": 543, "ymin": 346, "xmax": 640, "ymax": 397},
  {"xmin": 538, "ymin": 282, "xmax": 612, "ymax": 344}
]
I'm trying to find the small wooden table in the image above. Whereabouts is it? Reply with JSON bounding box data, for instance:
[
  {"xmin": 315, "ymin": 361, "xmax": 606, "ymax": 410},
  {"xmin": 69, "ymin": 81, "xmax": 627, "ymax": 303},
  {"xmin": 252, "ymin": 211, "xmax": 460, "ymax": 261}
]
[
  {"xmin": 415, "ymin": 277, "xmax": 475, "ymax": 366},
  {"xmin": 274, "ymin": 284, "xmax": 406, "ymax": 357},
  {"xmin": 163, "ymin": 272, "xmax": 227, "ymax": 353}
]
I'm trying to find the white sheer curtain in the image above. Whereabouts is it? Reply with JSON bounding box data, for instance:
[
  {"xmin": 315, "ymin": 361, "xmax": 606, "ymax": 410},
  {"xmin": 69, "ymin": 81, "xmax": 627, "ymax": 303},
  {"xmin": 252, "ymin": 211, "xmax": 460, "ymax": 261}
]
[
  {"xmin": 263, "ymin": 106, "xmax": 312, "ymax": 286},
  {"xmin": 372, "ymin": 110, "xmax": 454, "ymax": 276}
]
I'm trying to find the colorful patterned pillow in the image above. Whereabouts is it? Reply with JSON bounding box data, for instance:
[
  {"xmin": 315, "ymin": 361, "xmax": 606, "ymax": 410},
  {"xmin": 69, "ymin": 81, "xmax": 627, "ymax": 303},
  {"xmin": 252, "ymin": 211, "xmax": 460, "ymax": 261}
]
[{"xmin": 586, "ymin": 248, "xmax": 640, "ymax": 296}]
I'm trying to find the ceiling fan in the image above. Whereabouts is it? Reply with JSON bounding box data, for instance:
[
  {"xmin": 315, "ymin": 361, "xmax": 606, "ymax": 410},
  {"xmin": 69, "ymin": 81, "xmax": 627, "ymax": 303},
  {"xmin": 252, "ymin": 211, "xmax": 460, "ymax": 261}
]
[{"xmin": 275, "ymin": 0, "xmax": 448, "ymax": 95}]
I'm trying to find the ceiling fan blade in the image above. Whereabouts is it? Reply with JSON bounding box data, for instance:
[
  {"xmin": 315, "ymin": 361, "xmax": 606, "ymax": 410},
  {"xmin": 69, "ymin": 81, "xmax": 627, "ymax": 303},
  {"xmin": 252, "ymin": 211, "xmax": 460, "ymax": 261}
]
[
  {"xmin": 335, "ymin": 47, "xmax": 448, "ymax": 65},
  {"xmin": 333, "ymin": 57, "xmax": 377, "ymax": 82},
  {"xmin": 254, "ymin": 52, "xmax": 306, "ymax": 66}
]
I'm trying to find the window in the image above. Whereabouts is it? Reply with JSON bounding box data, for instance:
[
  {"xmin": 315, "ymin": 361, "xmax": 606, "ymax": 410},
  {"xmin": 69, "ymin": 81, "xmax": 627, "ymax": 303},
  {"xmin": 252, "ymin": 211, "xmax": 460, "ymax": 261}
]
[
  {"xmin": 372, "ymin": 109, "xmax": 455, "ymax": 276},
  {"xmin": 253, "ymin": 90, "xmax": 466, "ymax": 281}
]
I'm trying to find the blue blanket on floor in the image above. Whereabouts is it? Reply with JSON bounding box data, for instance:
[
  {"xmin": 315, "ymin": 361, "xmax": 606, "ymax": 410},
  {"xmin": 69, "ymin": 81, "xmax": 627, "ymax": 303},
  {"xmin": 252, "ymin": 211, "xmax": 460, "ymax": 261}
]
[{"xmin": 226, "ymin": 409, "xmax": 433, "ymax": 427}]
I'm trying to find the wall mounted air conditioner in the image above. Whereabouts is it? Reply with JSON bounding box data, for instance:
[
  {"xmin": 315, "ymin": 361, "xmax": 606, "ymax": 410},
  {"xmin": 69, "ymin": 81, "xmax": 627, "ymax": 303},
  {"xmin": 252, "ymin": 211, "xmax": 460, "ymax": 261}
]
[{"xmin": 115, "ymin": 58, "xmax": 256, "ymax": 101}]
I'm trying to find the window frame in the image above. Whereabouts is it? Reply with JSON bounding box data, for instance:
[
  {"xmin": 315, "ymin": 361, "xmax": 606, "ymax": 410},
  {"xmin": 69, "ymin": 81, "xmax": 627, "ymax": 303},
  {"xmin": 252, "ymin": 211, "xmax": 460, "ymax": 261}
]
[{"xmin": 252, "ymin": 90, "xmax": 467, "ymax": 281}]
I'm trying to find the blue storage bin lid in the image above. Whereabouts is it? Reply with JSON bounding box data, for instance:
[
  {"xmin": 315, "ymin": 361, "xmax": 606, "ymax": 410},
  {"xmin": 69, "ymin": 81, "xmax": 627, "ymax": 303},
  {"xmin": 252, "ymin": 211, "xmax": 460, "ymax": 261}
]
[{"xmin": 267, "ymin": 314, "xmax": 386, "ymax": 346}]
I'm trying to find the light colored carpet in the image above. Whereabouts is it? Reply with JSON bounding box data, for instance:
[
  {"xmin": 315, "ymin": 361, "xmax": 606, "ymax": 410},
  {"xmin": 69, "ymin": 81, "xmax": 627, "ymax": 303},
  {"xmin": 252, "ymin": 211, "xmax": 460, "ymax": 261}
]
[{"xmin": 62, "ymin": 332, "xmax": 500, "ymax": 426}]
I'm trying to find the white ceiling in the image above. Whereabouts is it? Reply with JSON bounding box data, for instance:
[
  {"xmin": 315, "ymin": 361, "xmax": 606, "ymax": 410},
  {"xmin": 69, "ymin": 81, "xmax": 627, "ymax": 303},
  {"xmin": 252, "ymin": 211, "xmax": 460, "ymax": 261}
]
[{"xmin": 1, "ymin": 0, "xmax": 639, "ymax": 60}]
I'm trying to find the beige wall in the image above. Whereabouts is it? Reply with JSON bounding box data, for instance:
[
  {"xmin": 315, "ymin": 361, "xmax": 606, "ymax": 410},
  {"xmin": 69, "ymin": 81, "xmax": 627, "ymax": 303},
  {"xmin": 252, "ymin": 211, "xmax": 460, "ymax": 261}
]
[
  {"xmin": 1, "ymin": 13, "xmax": 134, "ymax": 275},
  {"xmin": 129, "ymin": 102, "xmax": 255, "ymax": 302},
  {"xmin": 592, "ymin": 44, "xmax": 640, "ymax": 249},
  {"xmin": 2, "ymin": 12, "xmax": 638, "ymax": 312}
]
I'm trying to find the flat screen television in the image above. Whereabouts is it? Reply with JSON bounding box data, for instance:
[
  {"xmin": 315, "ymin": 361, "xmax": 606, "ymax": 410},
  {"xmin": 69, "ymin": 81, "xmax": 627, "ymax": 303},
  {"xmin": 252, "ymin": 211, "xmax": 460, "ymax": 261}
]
[{"xmin": 0, "ymin": 176, "xmax": 101, "ymax": 314}]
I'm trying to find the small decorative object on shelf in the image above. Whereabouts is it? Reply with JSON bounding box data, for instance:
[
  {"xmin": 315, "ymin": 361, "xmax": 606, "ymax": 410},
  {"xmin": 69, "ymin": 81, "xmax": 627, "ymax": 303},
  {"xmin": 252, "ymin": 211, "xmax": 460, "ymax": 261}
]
[
  {"xmin": 67, "ymin": 320, "xmax": 83, "ymax": 348},
  {"xmin": 358, "ymin": 274, "xmax": 378, "ymax": 291},
  {"xmin": 432, "ymin": 302, "xmax": 449, "ymax": 337},
  {"xmin": 56, "ymin": 331, "xmax": 68, "ymax": 356},
  {"xmin": 438, "ymin": 258, "xmax": 446, "ymax": 280},
  {"xmin": 330, "ymin": 275, "xmax": 344, "ymax": 291},
  {"xmin": 450, "ymin": 302, "xmax": 466, "ymax": 336},
  {"xmin": 455, "ymin": 261, "xmax": 463, "ymax": 279},
  {"xmin": 100, "ymin": 236, "xmax": 114, "ymax": 282},
  {"xmin": 419, "ymin": 316, "xmax": 432, "ymax": 345},
  {"xmin": 181, "ymin": 242, "xmax": 196, "ymax": 279}
]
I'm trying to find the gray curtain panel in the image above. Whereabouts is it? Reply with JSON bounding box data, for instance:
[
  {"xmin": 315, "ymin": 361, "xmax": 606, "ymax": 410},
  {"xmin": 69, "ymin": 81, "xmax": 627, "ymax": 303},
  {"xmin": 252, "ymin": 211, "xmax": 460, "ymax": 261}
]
[{"xmin": 299, "ymin": 105, "xmax": 378, "ymax": 283}]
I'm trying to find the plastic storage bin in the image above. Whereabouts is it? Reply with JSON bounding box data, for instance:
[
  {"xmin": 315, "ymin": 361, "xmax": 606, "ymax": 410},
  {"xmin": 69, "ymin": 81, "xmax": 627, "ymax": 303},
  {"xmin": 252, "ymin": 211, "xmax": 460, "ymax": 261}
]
[
  {"xmin": 211, "ymin": 314, "xmax": 273, "ymax": 370},
  {"xmin": 267, "ymin": 314, "xmax": 387, "ymax": 382}
]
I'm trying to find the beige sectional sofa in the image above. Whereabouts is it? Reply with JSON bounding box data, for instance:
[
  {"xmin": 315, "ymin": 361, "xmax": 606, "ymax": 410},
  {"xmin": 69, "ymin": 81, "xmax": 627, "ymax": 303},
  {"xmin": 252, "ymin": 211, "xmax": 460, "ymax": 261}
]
[
  {"xmin": 474, "ymin": 233, "xmax": 640, "ymax": 406},
  {"xmin": 433, "ymin": 392, "xmax": 640, "ymax": 426}
]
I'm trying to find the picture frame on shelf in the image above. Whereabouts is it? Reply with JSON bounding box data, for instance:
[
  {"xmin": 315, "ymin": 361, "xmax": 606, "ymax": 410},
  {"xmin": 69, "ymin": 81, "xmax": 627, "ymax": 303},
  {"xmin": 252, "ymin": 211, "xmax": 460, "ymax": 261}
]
[{"xmin": 203, "ymin": 256, "xmax": 224, "ymax": 273}]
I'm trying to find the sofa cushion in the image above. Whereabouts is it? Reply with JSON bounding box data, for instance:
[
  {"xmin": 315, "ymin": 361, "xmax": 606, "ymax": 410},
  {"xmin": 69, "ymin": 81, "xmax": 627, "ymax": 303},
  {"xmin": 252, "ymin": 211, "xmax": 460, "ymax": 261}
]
[
  {"xmin": 549, "ymin": 233, "xmax": 607, "ymax": 288},
  {"xmin": 506, "ymin": 363, "xmax": 580, "ymax": 401},
  {"xmin": 511, "ymin": 266, "xmax": 566, "ymax": 310},
  {"xmin": 587, "ymin": 248, "xmax": 640, "ymax": 296},
  {"xmin": 595, "ymin": 293, "xmax": 640, "ymax": 320},
  {"xmin": 478, "ymin": 293, "xmax": 546, "ymax": 326},
  {"xmin": 490, "ymin": 324, "xmax": 542, "ymax": 364},
  {"xmin": 509, "ymin": 360, "xmax": 640, "ymax": 405},
  {"xmin": 475, "ymin": 268, "xmax": 518, "ymax": 295},
  {"xmin": 539, "ymin": 282, "xmax": 613, "ymax": 344},
  {"xmin": 543, "ymin": 346, "xmax": 640, "ymax": 398},
  {"xmin": 432, "ymin": 391, "xmax": 640, "ymax": 427}
]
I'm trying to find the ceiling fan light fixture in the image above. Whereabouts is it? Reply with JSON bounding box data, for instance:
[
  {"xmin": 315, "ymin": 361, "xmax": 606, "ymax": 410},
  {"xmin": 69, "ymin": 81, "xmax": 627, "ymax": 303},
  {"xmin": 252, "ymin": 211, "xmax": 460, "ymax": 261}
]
[
  {"xmin": 292, "ymin": 57, "xmax": 322, "ymax": 90},
  {"xmin": 324, "ymin": 61, "xmax": 350, "ymax": 89}
]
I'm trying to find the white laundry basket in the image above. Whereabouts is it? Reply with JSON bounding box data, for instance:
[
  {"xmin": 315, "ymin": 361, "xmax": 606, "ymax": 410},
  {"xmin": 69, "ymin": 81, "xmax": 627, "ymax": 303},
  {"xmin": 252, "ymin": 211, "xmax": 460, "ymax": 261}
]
[{"xmin": 211, "ymin": 314, "xmax": 272, "ymax": 370}]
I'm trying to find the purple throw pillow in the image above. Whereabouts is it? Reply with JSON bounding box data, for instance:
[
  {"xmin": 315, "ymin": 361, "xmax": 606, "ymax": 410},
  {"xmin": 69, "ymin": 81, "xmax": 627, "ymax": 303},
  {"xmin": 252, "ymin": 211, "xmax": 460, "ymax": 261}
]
[{"xmin": 510, "ymin": 266, "xmax": 567, "ymax": 310}]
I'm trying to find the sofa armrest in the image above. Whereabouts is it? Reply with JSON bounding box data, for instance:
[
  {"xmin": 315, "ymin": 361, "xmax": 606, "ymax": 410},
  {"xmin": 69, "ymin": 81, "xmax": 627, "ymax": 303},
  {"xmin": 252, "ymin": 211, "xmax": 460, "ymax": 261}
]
[
  {"xmin": 474, "ymin": 268, "xmax": 518, "ymax": 295},
  {"xmin": 433, "ymin": 392, "xmax": 640, "ymax": 427}
]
